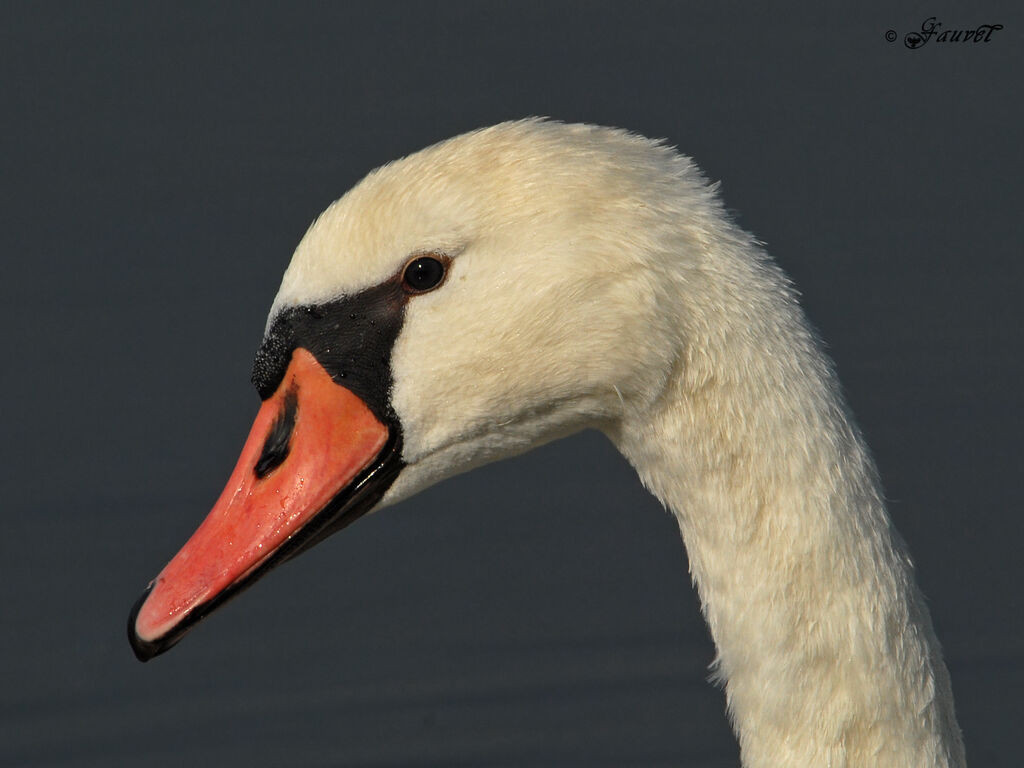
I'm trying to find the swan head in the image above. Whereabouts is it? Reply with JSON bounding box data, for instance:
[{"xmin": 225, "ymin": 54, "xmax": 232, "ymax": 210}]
[{"xmin": 128, "ymin": 119, "xmax": 727, "ymax": 659}]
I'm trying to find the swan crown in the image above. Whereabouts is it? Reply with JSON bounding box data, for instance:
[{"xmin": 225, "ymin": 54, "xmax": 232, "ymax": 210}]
[{"xmin": 273, "ymin": 118, "xmax": 724, "ymax": 315}]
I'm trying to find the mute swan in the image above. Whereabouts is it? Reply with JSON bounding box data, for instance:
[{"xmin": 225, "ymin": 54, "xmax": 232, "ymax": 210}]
[{"xmin": 129, "ymin": 119, "xmax": 966, "ymax": 767}]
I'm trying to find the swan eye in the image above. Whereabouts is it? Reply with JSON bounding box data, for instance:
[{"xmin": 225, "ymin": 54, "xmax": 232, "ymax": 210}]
[{"xmin": 402, "ymin": 255, "xmax": 446, "ymax": 293}]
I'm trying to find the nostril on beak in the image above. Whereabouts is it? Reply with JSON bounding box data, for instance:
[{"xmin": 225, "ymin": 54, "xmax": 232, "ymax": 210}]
[{"xmin": 254, "ymin": 387, "xmax": 298, "ymax": 478}]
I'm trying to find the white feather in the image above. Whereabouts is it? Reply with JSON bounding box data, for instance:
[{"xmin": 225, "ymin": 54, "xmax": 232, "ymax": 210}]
[{"xmin": 269, "ymin": 119, "xmax": 965, "ymax": 767}]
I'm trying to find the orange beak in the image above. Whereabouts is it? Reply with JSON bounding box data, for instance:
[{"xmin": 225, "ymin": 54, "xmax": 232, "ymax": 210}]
[{"xmin": 128, "ymin": 348, "xmax": 400, "ymax": 660}]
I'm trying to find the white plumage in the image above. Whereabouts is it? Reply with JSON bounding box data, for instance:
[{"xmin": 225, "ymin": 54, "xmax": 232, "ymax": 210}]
[{"xmin": 270, "ymin": 119, "xmax": 966, "ymax": 767}]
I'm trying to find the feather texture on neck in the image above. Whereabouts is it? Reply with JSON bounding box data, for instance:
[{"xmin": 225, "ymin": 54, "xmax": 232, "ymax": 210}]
[{"xmin": 608, "ymin": 219, "xmax": 964, "ymax": 767}]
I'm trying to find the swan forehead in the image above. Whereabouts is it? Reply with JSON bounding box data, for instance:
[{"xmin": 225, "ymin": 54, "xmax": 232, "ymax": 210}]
[
  {"xmin": 268, "ymin": 120, "xmax": 699, "ymax": 320},
  {"xmin": 269, "ymin": 166, "xmax": 471, "ymax": 316}
]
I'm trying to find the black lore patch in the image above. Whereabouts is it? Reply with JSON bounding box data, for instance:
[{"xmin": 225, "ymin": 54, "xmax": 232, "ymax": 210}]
[{"xmin": 251, "ymin": 276, "xmax": 406, "ymax": 423}]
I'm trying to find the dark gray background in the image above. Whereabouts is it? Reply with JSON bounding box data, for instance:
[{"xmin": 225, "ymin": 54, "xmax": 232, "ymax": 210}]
[{"xmin": 2, "ymin": 3, "xmax": 1020, "ymax": 766}]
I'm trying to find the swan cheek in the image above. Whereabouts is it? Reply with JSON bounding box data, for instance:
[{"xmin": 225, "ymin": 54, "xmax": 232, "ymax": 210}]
[{"xmin": 128, "ymin": 349, "xmax": 394, "ymax": 660}]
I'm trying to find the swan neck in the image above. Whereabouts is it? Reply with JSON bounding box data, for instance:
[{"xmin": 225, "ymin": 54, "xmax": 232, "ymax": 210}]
[{"xmin": 611, "ymin": 298, "xmax": 965, "ymax": 767}]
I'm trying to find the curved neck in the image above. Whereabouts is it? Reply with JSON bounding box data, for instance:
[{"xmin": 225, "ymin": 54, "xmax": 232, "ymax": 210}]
[{"xmin": 609, "ymin": 275, "xmax": 965, "ymax": 767}]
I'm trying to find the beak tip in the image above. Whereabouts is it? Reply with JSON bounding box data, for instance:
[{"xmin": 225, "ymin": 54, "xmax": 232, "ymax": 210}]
[{"xmin": 127, "ymin": 585, "xmax": 164, "ymax": 662}]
